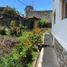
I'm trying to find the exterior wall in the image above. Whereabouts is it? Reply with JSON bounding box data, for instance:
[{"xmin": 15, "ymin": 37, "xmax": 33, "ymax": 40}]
[
  {"xmin": 55, "ymin": 0, "xmax": 62, "ymax": 23},
  {"xmin": 52, "ymin": 0, "xmax": 67, "ymax": 25},
  {"xmin": 52, "ymin": 0, "xmax": 67, "ymax": 51},
  {"xmin": 27, "ymin": 11, "xmax": 52, "ymax": 22},
  {"xmin": 55, "ymin": 39, "xmax": 67, "ymax": 67},
  {"xmin": 34, "ymin": 20, "xmax": 38, "ymax": 28},
  {"xmin": 52, "ymin": 0, "xmax": 62, "ymax": 25},
  {"xmin": 52, "ymin": 0, "xmax": 62, "ymax": 44},
  {"xmin": 52, "ymin": 19, "xmax": 67, "ymax": 51},
  {"xmin": 26, "ymin": 10, "xmax": 52, "ymax": 23}
]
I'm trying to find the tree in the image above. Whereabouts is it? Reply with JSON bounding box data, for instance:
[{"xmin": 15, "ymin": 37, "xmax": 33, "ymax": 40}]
[{"xmin": 3, "ymin": 6, "xmax": 19, "ymax": 16}]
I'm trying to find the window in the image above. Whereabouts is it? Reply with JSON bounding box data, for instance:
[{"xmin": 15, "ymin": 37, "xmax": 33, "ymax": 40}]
[
  {"xmin": 54, "ymin": 11, "xmax": 56, "ymax": 24},
  {"xmin": 62, "ymin": 0, "xmax": 67, "ymax": 19}
]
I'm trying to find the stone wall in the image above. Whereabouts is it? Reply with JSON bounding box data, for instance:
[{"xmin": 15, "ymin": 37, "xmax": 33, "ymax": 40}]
[
  {"xmin": 25, "ymin": 5, "xmax": 52, "ymax": 23},
  {"xmin": 55, "ymin": 39, "xmax": 67, "ymax": 67},
  {"xmin": 26, "ymin": 10, "xmax": 52, "ymax": 23}
]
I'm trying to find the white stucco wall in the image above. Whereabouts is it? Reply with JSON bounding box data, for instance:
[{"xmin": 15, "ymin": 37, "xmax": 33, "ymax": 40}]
[
  {"xmin": 52, "ymin": 0, "xmax": 67, "ymax": 51},
  {"xmin": 52, "ymin": 19, "xmax": 67, "ymax": 51},
  {"xmin": 56, "ymin": 0, "xmax": 62, "ymax": 23},
  {"xmin": 52, "ymin": 0, "xmax": 62, "ymax": 33},
  {"xmin": 52, "ymin": 0, "xmax": 62, "ymax": 24}
]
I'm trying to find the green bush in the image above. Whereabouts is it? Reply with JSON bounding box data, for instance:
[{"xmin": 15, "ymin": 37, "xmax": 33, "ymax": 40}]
[
  {"xmin": 0, "ymin": 44, "xmax": 33, "ymax": 67},
  {"xmin": 20, "ymin": 28, "xmax": 43, "ymax": 51},
  {"xmin": 9, "ymin": 20, "xmax": 22, "ymax": 36},
  {"xmin": 0, "ymin": 30, "xmax": 41, "ymax": 67},
  {"xmin": 29, "ymin": 28, "xmax": 43, "ymax": 51},
  {"xmin": 38, "ymin": 19, "xmax": 48, "ymax": 28},
  {"xmin": 20, "ymin": 31, "xmax": 33, "ymax": 48}
]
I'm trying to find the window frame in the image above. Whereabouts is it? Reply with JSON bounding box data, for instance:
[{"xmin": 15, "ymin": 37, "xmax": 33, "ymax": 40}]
[{"xmin": 62, "ymin": 0, "xmax": 67, "ymax": 19}]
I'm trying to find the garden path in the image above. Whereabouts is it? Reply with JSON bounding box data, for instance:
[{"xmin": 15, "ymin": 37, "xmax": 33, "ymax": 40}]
[{"xmin": 36, "ymin": 33, "xmax": 60, "ymax": 67}]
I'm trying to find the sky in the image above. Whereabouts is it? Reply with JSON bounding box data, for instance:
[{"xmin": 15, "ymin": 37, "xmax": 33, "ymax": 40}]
[{"xmin": 0, "ymin": 0, "xmax": 52, "ymax": 14}]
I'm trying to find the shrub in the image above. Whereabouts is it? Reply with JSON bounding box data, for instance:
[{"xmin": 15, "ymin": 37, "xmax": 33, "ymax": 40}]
[
  {"xmin": 38, "ymin": 19, "xmax": 48, "ymax": 28},
  {"xmin": 20, "ymin": 28, "xmax": 43, "ymax": 51},
  {"xmin": 20, "ymin": 31, "xmax": 33, "ymax": 48},
  {"xmin": 20, "ymin": 28, "xmax": 42, "ymax": 47},
  {"xmin": 0, "ymin": 27, "xmax": 6, "ymax": 35},
  {"xmin": 0, "ymin": 43, "xmax": 34, "ymax": 67},
  {"xmin": 0, "ymin": 30, "xmax": 41, "ymax": 67},
  {"xmin": 29, "ymin": 28, "xmax": 43, "ymax": 51},
  {"xmin": 33, "ymin": 27, "xmax": 43, "ymax": 36},
  {"xmin": 10, "ymin": 20, "xmax": 18, "ymax": 27},
  {"xmin": 9, "ymin": 20, "xmax": 22, "ymax": 36}
]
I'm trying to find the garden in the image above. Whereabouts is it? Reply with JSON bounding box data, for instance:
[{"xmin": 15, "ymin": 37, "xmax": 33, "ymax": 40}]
[
  {"xmin": 0, "ymin": 19, "xmax": 51, "ymax": 67},
  {"xmin": 0, "ymin": 6, "xmax": 51, "ymax": 67},
  {"xmin": 0, "ymin": 25, "xmax": 44, "ymax": 67}
]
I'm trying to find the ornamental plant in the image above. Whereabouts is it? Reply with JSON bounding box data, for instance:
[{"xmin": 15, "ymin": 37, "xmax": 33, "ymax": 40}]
[
  {"xmin": 29, "ymin": 28, "xmax": 43, "ymax": 50},
  {"xmin": 0, "ymin": 43, "xmax": 33, "ymax": 67},
  {"xmin": 20, "ymin": 28, "xmax": 43, "ymax": 51},
  {"xmin": 38, "ymin": 19, "xmax": 48, "ymax": 28},
  {"xmin": 9, "ymin": 20, "xmax": 22, "ymax": 36},
  {"xmin": 0, "ymin": 29, "xmax": 41, "ymax": 67},
  {"xmin": 20, "ymin": 31, "xmax": 33, "ymax": 48}
]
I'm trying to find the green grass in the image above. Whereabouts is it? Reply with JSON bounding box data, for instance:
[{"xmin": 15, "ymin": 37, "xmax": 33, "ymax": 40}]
[{"xmin": 43, "ymin": 28, "xmax": 51, "ymax": 33}]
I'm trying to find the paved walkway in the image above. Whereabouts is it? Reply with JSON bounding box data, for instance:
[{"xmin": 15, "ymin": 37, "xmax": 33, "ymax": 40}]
[
  {"xmin": 42, "ymin": 47, "xmax": 59, "ymax": 67},
  {"xmin": 36, "ymin": 33, "xmax": 60, "ymax": 67}
]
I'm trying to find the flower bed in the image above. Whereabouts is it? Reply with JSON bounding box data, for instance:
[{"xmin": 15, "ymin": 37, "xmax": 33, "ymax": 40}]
[{"xmin": 0, "ymin": 28, "xmax": 43, "ymax": 67}]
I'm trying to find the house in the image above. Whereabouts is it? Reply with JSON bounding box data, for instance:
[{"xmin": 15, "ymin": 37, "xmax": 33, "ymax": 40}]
[
  {"xmin": 52, "ymin": 0, "xmax": 67, "ymax": 51},
  {"xmin": 25, "ymin": 5, "xmax": 52, "ymax": 24},
  {"xmin": 24, "ymin": 17, "xmax": 40, "ymax": 30}
]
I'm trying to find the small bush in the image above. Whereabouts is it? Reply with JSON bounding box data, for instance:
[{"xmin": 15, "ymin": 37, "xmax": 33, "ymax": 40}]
[
  {"xmin": 29, "ymin": 28, "xmax": 43, "ymax": 50},
  {"xmin": 20, "ymin": 28, "xmax": 43, "ymax": 51},
  {"xmin": 9, "ymin": 20, "xmax": 22, "ymax": 36},
  {"xmin": 20, "ymin": 31, "xmax": 33, "ymax": 48},
  {"xmin": 38, "ymin": 19, "xmax": 48, "ymax": 28},
  {"xmin": 0, "ymin": 43, "xmax": 35, "ymax": 67}
]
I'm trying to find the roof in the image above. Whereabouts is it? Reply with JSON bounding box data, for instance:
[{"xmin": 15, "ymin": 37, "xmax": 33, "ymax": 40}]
[
  {"xmin": 26, "ymin": 16, "xmax": 40, "ymax": 20},
  {"xmin": 33, "ymin": 10, "xmax": 52, "ymax": 12}
]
